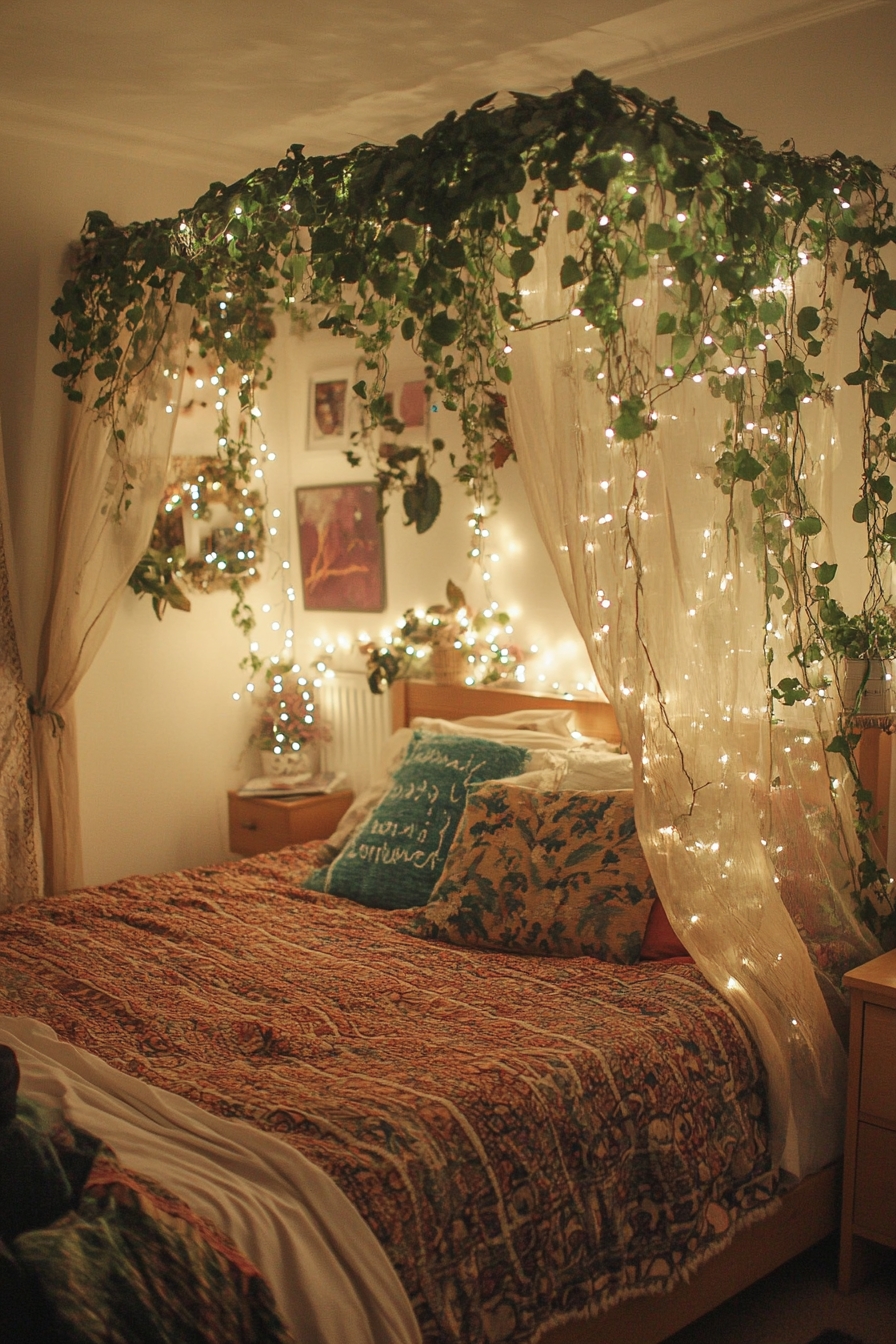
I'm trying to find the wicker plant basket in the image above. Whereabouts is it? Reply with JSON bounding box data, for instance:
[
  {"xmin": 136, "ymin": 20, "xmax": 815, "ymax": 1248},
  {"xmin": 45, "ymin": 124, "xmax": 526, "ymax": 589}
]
[{"xmin": 430, "ymin": 644, "xmax": 467, "ymax": 686}]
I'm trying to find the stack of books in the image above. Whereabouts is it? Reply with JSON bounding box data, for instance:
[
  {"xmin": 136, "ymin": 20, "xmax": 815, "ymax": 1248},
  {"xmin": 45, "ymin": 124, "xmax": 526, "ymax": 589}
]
[{"xmin": 237, "ymin": 771, "xmax": 347, "ymax": 800}]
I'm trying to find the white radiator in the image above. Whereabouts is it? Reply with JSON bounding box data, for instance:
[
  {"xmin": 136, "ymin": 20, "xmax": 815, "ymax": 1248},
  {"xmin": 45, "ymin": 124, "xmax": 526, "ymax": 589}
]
[{"xmin": 317, "ymin": 673, "xmax": 393, "ymax": 794}]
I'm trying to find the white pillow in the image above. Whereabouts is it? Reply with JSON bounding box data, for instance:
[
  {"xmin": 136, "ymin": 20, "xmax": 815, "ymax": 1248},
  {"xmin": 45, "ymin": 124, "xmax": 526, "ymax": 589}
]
[
  {"xmin": 452, "ymin": 708, "xmax": 574, "ymax": 737},
  {"xmin": 559, "ymin": 746, "xmax": 633, "ymax": 790},
  {"xmin": 410, "ymin": 715, "xmax": 593, "ymax": 753},
  {"xmin": 499, "ymin": 746, "xmax": 633, "ymax": 794}
]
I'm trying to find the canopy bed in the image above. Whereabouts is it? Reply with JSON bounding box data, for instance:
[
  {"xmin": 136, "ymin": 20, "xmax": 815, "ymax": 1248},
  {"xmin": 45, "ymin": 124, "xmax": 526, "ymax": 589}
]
[{"xmin": 0, "ymin": 680, "xmax": 877, "ymax": 1344}]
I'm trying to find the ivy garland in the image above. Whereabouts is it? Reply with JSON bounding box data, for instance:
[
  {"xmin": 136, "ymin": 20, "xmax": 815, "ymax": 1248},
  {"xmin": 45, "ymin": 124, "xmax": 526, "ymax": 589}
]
[{"xmin": 50, "ymin": 70, "xmax": 896, "ymax": 937}]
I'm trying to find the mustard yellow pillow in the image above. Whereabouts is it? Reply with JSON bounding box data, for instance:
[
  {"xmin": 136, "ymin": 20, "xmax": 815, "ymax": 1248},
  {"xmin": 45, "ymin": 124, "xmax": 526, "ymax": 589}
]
[{"xmin": 404, "ymin": 784, "xmax": 656, "ymax": 961}]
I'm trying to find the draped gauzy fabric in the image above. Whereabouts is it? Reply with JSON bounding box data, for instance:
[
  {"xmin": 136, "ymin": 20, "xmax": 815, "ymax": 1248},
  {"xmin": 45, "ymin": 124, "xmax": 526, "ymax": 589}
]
[
  {"xmin": 33, "ymin": 307, "xmax": 190, "ymax": 897},
  {"xmin": 0, "ymin": 423, "xmax": 39, "ymax": 910},
  {"xmin": 508, "ymin": 202, "xmax": 880, "ymax": 1177}
]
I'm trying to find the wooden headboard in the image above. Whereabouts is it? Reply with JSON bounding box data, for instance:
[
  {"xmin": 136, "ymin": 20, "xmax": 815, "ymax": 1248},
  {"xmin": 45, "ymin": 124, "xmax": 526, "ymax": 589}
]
[{"xmin": 390, "ymin": 679, "xmax": 620, "ymax": 744}]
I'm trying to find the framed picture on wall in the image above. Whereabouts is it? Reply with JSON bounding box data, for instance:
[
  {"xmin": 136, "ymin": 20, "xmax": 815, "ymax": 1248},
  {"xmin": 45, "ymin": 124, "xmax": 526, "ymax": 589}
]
[
  {"xmin": 399, "ymin": 379, "xmax": 428, "ymax": 430},
  {"xmin": 295, "ymin": 481, "xmax": 386, "ymax": 612},
  {"xmin": 308, "ymin": 368, "xmax": 353, "ymax": 449}
]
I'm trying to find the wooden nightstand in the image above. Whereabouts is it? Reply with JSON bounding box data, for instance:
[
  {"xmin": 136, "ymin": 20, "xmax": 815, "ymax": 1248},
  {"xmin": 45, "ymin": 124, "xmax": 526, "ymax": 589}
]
[
  {"xmin": 228, "ymin": 789, "xmax": 354, "ymax": 857},
  {"xmin": 839, "ymin": 946, "xmax": 896, "ymax": 1291}
]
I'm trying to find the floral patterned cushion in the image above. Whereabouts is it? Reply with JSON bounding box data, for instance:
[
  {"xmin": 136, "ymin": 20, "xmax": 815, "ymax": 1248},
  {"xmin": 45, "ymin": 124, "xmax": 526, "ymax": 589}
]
[{"xmin": 404, "ymin": 784, "xmax": 656, "ymax": 962}]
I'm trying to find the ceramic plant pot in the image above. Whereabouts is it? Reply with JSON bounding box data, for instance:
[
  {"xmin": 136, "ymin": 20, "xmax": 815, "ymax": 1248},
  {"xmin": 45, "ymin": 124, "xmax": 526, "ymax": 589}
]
[
  {"xmin": 259, "ymin": 743, "xmax": 319, "ymax": 776},
  {"xmin": 841, "ymin": 657, "xmax": 895, "ymax": 718}
]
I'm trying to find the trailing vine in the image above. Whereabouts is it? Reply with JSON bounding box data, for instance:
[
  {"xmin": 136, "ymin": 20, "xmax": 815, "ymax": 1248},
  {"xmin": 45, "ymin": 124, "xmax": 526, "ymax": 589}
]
[{"xmin": 50, "ymin": 70, "xmax": 896, "ymax": 938}]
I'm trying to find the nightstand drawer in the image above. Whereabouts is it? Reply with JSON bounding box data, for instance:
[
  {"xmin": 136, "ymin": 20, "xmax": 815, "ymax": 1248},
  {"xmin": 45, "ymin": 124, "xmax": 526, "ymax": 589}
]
[
  {"xmin": 859, "ymin": 1002, "xmax": 896, "ymax": 1126},
  {"xmin": 853, "ymin": 1121, "xmax": 896, "ymax": 1246},
  {"xmin": 229, "ymin": 796, "xmax": 292, "ymax": 852},
  {"xmin": 228, "ymin": 790, "xmax": 354, "ymax": 857}
]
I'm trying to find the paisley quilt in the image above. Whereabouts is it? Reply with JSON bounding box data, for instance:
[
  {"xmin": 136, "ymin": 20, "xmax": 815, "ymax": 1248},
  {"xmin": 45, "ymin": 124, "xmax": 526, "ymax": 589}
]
[{"xmin": 0, "ymin": 843, "xmax": 777, "ymax": 1344}]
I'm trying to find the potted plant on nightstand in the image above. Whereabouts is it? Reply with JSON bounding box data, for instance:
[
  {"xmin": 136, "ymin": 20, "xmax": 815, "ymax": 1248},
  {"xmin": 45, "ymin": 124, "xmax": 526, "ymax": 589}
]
[{"xmin": 251, "ymin": 662, "xmax": 332, "ymax": 775}]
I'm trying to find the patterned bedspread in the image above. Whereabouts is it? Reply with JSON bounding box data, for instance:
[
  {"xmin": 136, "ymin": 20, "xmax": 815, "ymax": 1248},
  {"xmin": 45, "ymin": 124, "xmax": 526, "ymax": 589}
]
[{"xmin": 0, "ymin": 844, "xmax": 777, "ymax": 1344}]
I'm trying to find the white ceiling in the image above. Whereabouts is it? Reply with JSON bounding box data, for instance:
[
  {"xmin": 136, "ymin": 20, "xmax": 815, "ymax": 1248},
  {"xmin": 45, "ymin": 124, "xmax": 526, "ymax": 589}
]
[{"xmin": 0, "ymin": 0, "xmax": 888, "ymax": 176}]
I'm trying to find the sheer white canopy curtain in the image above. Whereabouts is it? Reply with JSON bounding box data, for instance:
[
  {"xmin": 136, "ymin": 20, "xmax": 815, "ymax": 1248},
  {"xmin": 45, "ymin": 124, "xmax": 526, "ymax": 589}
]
[
  {"xmin": 0, "ymin": 421, "xmax": 39, "ymax": 910},
  {"xmin": 31, "ymin": 307, "xmax": 189, "ymax": 897},
  {"xmin": 507, "ymin": 198, "xmax": 880, "ymax": 1178}
]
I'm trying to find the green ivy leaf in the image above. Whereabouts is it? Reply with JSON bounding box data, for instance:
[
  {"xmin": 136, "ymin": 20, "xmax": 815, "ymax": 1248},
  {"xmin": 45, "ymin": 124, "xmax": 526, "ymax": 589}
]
[
  {"xmin": 759, "ymin": 297, "xmax": 785, "ymax": 326},
  {"xmin": 656, "ymin": 311, "xmax": 677, "ymax": 336},
  {"xmin": 796, "ymin": 305, "xmax": 821, "ymax": 339},
  {"xmin": 614, "ymin": 397, "xmax": 647, "ymax": 440},
  {"xmin": 816, "ymin": 562, "xmax": 838, "ymax": 584},
  {"xmin": 870, "ymin": 389, "xmax": 896, "ymax": 420},
  {"xmin": 792, "ymin": 515, "xmax": 822, "ymax": 536},
  {"xmin": 403, "ymin": 472, "xmax": 442, "ymax": 534},
  {"xmin": 644, "ymin": 222, "xmax": 675, "ymax": 251},
  {"xmin": 390, "ymin": 223, "xmax": 417, "ymax": 253},
  {"xmin": 510, "ymin": 249, "xmax": 535, "ymax": 279},
  {"xmin": 672, "ymin": 331, "xmax": 692, "ymax": 361},
  {"xmin": 566, "ymin": 210, "xmax": 585, "ymax": 233},
  {"xmin": 732, "ymin": 448, "xmax": 764, "ymax": 482},
  {"xmin": 560, "ymin": 255, "xmax": 584, "ymax": 288},
  {"xmin": 311, "ymin": 226, "xmax": 340, "ymax": 253},
  {"xmin": 428, "ymin": 311, "xmax": 460, "ymax": 346}
]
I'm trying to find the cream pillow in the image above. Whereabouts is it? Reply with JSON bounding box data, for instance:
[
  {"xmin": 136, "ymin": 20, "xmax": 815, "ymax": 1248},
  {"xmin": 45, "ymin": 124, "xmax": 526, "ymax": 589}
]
[
  {"xmin": 452, "ymin": 708, "xmax": 574, "ymax": 736},
  {"xmin": 410, "ymin": 715, "xmax": 594, "ymax": 753}
]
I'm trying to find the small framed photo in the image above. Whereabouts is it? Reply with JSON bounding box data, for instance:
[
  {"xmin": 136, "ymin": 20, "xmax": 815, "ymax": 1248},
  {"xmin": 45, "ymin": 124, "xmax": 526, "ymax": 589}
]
[
  {"xmin": 308, "ymin": 368, "xmax": 353, "ymax": 449},
  {"xmin": 296, "ymin": 482, "xmax": 386, "ymax": 612},
  {"xmin": 399, "ymin": 379, "xmax": 428, "ymax": 430}
]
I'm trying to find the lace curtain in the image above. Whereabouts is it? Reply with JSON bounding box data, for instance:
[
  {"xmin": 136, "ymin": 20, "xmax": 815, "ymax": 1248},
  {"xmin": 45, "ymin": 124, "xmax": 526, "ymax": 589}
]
[
  {"xmin": 32, "ymin": 308, "xmax": 190, "ymax": 895},
  {"xmin": 0, "ymin": 421, "xmax": 39, "ymax": 910},
  {"xmin": 508, "ymin": 200, "xmax": 880, "ymax": 1177}
]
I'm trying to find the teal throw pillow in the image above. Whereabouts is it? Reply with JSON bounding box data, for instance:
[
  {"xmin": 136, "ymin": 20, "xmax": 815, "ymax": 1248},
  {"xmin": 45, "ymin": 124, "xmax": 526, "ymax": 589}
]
[{"xmin": 307, "ymin": 731, "xmax": 530, "ymax": 909}]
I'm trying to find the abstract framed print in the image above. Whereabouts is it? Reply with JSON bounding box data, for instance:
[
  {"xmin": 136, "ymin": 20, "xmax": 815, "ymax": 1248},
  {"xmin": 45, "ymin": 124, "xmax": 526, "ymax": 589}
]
[{"xmin": 295, "ymin": 482, "xmax": 386, "ymax": 612}]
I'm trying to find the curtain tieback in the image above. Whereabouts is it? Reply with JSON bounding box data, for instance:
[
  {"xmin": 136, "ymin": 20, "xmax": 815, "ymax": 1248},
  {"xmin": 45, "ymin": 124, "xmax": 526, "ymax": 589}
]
[{"xmin": 27, "ymin": 696, "xmax": 66, "ymax": 737}]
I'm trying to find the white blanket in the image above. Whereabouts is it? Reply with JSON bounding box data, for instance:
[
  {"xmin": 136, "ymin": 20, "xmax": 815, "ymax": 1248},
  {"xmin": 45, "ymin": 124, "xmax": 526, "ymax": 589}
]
[{"xmin": 1, "ymin": 1016, "xmax": 421, "ymax": 1344}]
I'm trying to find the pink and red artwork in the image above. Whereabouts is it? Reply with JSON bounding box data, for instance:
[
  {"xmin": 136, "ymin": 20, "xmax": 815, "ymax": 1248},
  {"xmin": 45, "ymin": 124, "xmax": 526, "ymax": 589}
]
[{"xmin": 296, "ymin": 482, "xmax": 386, "ymax": 612}]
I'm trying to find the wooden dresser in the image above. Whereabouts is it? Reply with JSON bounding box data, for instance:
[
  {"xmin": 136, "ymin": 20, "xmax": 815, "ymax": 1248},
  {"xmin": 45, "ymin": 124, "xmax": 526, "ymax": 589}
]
[
  {"xmin": 227, "ymin": 789, "xmax": 353, "ymax": 857},
  {"xmin": 839, "ymin": 946, "xmax": 896, "ymax": 1290}
]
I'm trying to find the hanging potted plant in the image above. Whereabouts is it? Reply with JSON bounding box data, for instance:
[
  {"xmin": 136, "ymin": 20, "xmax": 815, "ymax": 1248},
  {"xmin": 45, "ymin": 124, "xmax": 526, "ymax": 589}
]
[{"xmin": 820, "ymin": 597, "xmax": 896, "ymax": 720}]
